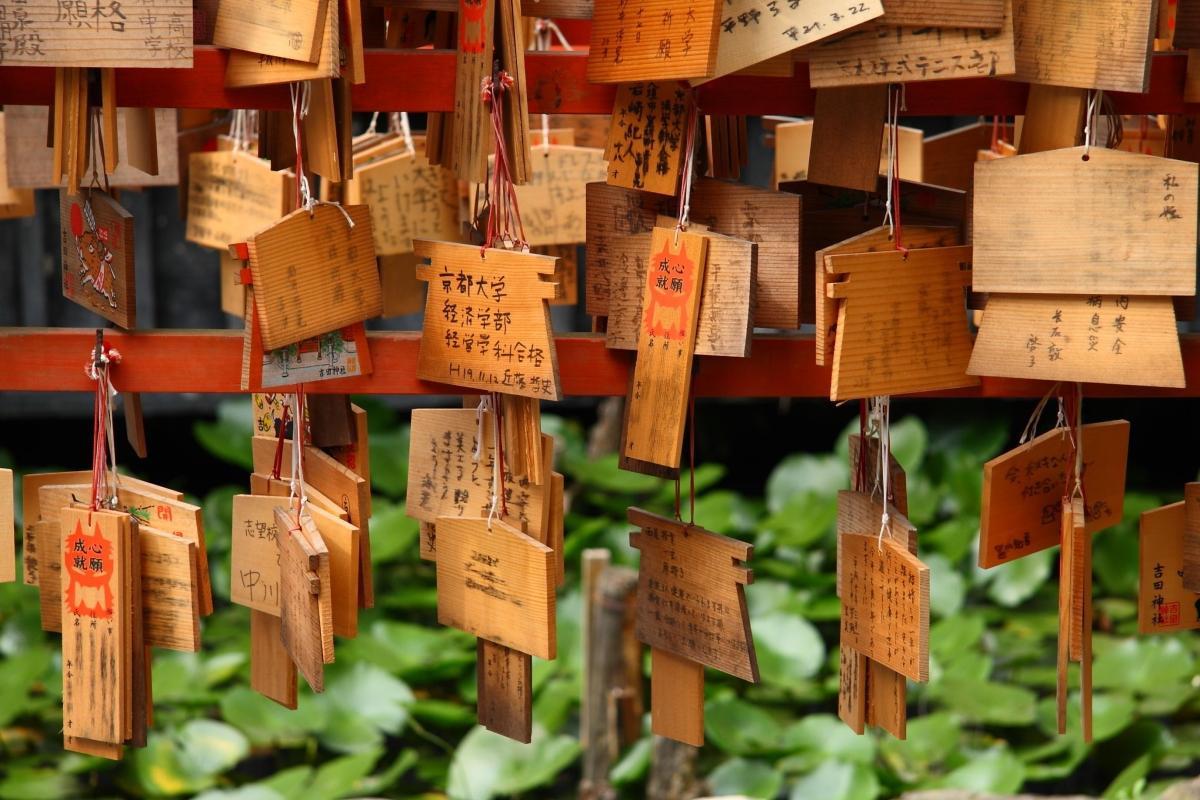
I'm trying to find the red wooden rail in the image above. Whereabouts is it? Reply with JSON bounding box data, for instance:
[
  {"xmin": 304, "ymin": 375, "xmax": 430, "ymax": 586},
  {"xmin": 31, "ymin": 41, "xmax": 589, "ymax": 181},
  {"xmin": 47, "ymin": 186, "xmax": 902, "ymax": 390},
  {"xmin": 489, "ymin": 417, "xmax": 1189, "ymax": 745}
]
[
  {"xmin": 0, "ymin": 49, "xmax": 1197, "ymax": 116},
  {"xmin": 2, "ymin": 329, "xmax": 1199, "ymax": 398}
]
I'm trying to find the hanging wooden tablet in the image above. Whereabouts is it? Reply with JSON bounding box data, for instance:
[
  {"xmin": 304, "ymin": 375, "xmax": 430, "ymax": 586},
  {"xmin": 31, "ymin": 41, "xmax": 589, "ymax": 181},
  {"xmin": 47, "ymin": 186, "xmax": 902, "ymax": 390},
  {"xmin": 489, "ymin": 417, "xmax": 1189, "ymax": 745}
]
[
  {"xmin": 0, "ymin": 1, "xmax": 192, "ymax": 67},
  {"xmin": 620, "ymin": 227, "xmax": 708, "ymax": 476},
  {"xmin": 414, "ymin": 239, "xmax": 561, "ymax": 400},
  {"xmin": 303, "ymin": 79, "xmax": 342, "ymax": 182},
  {"xmin": 308, "ymin": 505, "xmax": 361, "ymax": 639},
  {"xmin": 495, "ymin": 0, "xmax": 531, "ymax": 185},
  {"xmin": 123, "ymin": 390, "xmax": 148, "ymax": 459},
  {"xmin": 245, "ymin": 204, "xmax": 381, "ymax": 350},
  {"xmin": 230, "ymin": 495, "xmax": 286, "ymax": 615},
  {"xmin": 138, "ymin": 527, "xmax": 201, "ymax": 653},
  {"xmin": 0, "ymin": 469, "xmax": 12, "ymax": 583},
  {"xmin": 700, "ymin": 0, "xmax": 883, "ymax": 83},
  {"xmin": 1140, "ymin": 501, "xmax": 1200, "ymax": 633},
  {"xmin": 251, "ymin": 609, "xmax": 297, "ymax": 708},
  {"xmin": 61, "ymin": 507, "xmax": 134, "ymax": 747},
  {"xmin": 451, "ymin": 0, "xmax": 495, "ymax": 182},
  {"xmin": 974, "ymin": 148, "xmax": 1198, "ymax": 295},
  {"xmin": 276, "ymin": 507, "xmax": 332, "ymax": 692},
  {"xmin": 186, "ymin": 150, "xmax": 292, "ymax": 251},
  {"xmin": 604, "ymin": 83, "xmax": 694, "ymax": 196},
  {"xmin": 1055, "ymin": 496, "xmax": 1092, "ymax": 740},
  {"xmin": 969, "ymin": 294, "xmax": 1186, "ymax": 388},
  {"xmin": 807, "ymin": 86, "xmax": 888, "ymax": 192},
  {"xmin": 1012, "ymin": 0, "xmax": 1156, "ymax": 93},
  {"xmin": 587, "ymin": 0, "xmax": 722, "ymax": 82},
  {"xmin": 250, "ymin": 472, "xmax": 349, "ymax": 523},
  {"xmin": 406, "ymin": 408, "xmax": 551, "ymax": 540},
  {"xmin": 882, "ymin": 0, "xmax": 1004, "ymax": 27},
  {"xmin": 435, "ymin": 516, "xmax": 556, "ymax": 659},
  {"xmin": 839, "ymin": 531, "xmax": 929, "ymax": 682},
  {"xmin": 213, "ymin": 0, "xmax": 329, "ymax": 62},
  {"xmin": 328, "ymin": 403, "xmax": 371, "ymax": 513},
  {"xmin": 1019, "ymin": 84, "xmax": 1087, "ymax": 154},
  {"xmin": 628, "ymin": 508, "xmax": 757, "ymax": 745},
  {"xmin": 224, "ymin": 0, "xmax": 340, "ymax": 87},
  {"xmin": 828, "ymin": 246, "xmax": 976, "ymax": 400},
  {"xmin": 0, "ymin": 113, "xmax": 35, "ymax": 220},
  {"xmin": 1183, "ymin": 484, "xmax": 1200, "ymax": 591},
  {"xmin": 816, "ymin": 225, "xmax": 961, "ymax": 366},
  {"xmin": 605, "ymin": 228, "xmax": 754, "ymax": 358},
  {"xmin": 345, "ymin": 152, "xmax": 459, "ymax": 255},
  {"xmin": 380, "ymin": 254, "xmax": 427, "ymax": 316},
  {"xmin": 511, "ymin": 147, "xmax": 607, "ymax": 246},
  {"xmin": 979, "ymin": 420, "xmax": 1129, "ymax": 568},
  {"xmin": 803, "ymin": 0, "xmax": 1016, "ymax": 87},
  {"xmin": 306, "ymin": 394, "xmax": 353, "ymax": 449},
  {"xmin": 921, "ymin": 120, "xmax": 1012, "ymax": 191},
  {"xmin": 60, "ymin": 189, "xmax": 135, "ymax": 329}
]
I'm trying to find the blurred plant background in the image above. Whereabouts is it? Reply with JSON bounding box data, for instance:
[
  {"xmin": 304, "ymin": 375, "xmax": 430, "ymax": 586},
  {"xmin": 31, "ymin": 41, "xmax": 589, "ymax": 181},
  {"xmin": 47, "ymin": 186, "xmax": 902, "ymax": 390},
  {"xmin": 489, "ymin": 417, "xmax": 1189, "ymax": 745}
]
[{"xmin": 0, "ymin": 397, "xmax": 1197, "ymax": 800}]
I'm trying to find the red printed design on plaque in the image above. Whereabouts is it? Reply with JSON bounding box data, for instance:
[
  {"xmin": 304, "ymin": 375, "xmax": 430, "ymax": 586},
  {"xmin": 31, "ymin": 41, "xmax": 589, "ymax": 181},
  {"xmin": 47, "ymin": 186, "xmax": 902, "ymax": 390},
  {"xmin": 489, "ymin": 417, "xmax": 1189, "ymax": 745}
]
[
  {"xmin": 63, "ymin": 519, "xmax": 115, "ymax": 619},
  {"xmin": 67, "ymin": 200, "xmax": 121, "ymax": 310},
  {"xmin": 460, "ymin": 0, "xmax": 488, "ymax": 53},
  {"xmin": 643, "ymin": 240, "xmax": 699, "ymax": 340}
]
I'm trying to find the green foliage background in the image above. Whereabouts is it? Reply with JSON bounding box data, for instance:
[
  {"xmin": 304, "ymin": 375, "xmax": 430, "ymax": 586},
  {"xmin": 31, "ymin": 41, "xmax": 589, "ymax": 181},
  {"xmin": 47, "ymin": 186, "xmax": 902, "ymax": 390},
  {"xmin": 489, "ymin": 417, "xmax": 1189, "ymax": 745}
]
[{"xmin": 0, "ymin": 400, "xmax": 1196, "ymax": 799}]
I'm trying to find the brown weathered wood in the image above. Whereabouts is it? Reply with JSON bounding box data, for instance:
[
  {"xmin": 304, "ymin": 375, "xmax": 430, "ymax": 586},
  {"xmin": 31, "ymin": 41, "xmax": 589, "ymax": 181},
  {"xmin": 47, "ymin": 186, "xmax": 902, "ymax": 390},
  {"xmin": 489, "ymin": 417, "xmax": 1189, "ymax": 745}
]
[
  {"xmin": 277, "ymin": 508, "xmax": 330, "ymax": 692},
  {"xmin": 138, "ymin": 527, "xmax": 200, "ymax": 652},
  {"xmin": 213, "ymin": 0, "xmax": 330, "ymax": 63},
  {"xmin": 476, "ymin": 640, "xmax": 533, "ymax": 742},
  {"xmin": 187, "ymin": 150, "xmax": 292, "ymax": 251},
  {"xmin": 251, "ymin": 608, "xmax": 297, "ymax": 708},
  {"xmin": 451, "ymin": 0, "xmax": 495, "ymax": 182},
  {"xmin": 1019, "ymin": 84, "xmax": 1086, "ymax": 154},
  {"xmin": 1182, "ymin": 483, "xmax": 1200, "ymax": 591},
  {"xmin": 60, "ymin": 190, "xmax": 136, "ymax": 329},
  {"xmin": 588, "ymin": 0, "xmax": 722, "ymax": 82},
  {"xmin": 979, "ymin": 421, "xmax": 1129, "ymax": 569},
  {"xmin": 882, "ymin": 0, "xmax": 1004, "ymax": 27},
  {"xmin": 808, "ymin": 86, "xmax": 888, "ymax": 192},
  {"xmin": 0, "ymin": 1, "xmax": 192, "ymax": 67},
  {"xmin": 650, "ymin": 647, "xmax": 704, "ymax": 746}
]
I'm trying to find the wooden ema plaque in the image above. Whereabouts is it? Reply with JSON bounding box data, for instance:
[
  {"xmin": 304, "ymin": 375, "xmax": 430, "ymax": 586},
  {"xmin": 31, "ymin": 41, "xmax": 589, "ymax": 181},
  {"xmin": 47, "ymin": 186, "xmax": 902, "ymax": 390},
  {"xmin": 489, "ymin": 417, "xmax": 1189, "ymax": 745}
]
[
  {"xmin": 275, "ymin": 508, "xmax": 334, "ymax": 693},
  {"xmin": 1140, "ymin": 501, "xmax": 1200, "ymax": 634},
  {"xmin": 621, "ymin": 227, "xmax": 708, "ymax": 476},
  {"xmin": 839, "ymin": 532, "xmax": 929, "ymax": 683},
  {"xmin": 700, "ymin": 0, "xmax": 883, "ymax": 83},
  {"xmin": 415, "ymin": 239, "xmax": 561, "ymax": 400},
  {"xmin": 969, "ymin": 294, "xmax": 1186, "ymax": 388},
  {"xmin": 230, "ymin": 495, "xmax": 285, "ymax": 615},
  {"xmin": 345, "ymin": 152, "xmax": 459, "ymax": 255},
  {"xmin": 882, "ymin": 0, "xmax": 1004, "ymax": 27},
  {"xmin": 587, "ymin": 0, "xmax": 722, "ymax": 82},
  {"xmin": 628, "ymin": 508, "xmax": 757, "ymax": 746},
  {"xmin": 771, "ymin": 118, "xmax": 924, "ymax": 188},
  {"xmin": 979, "ymin": 421, "xmax": 1129, "ymax": 569},
  {"xmin": 1184, "ymin": 484, "xmax": 1200, "ymax": 591},
  {"xmin": 973, "ymin": 147, "xmax": 1198, "ymax": 295},
  {"xmin": 451, "ymin": 0, "xmax": 495, "ymax": 183},
  {"xmin": 0, "ymin": 0, "xmax": 191, "ymax": 67},
  {"xmin": 186, "ymin": 150, "xmax": 292, "ymax": 251},
  {"xmin": 605, "ymin": 228, "xmax": 754, "ymax": 358},
  {"xmin": 1012, "ymin": 0, "xmax": 1156, "ymax": 93},
  {"xmin": 434, "ymin": 516, "xmax": 556, "ymax": 660},
  {"xmin": 60, "ymin": 507, "xmax": 136, "ymax": 751},
  {"xmin": 212, "ymin": 0, "xmax": 329, "ymax": 63},
  {"xmin": 224, "ymin": 0, "xmax": 339, "ymax": 88},
  {"xmin": 511, "ymin": 146, "xmax": 607, "ymax": 246},
  {"xmin": 247, "ymin": 204, "xmax": 381, "ymax": 351},
  {"xmin": 807, "ymin": 86, "xmax": 887, "ymax": 192},
  {"xmin": 604, "ymin": 83, "xmax": 694, "ymax": 197},
  {"xmin": 586, "ymin": 179, "xmax": 802, "ymax": 328},
  {"xmin": 60, "ymin": 190, "xmax": 135, "ymax": 329},
  {"xmin": 816, "ymin": 225, "xmax": 960, "ymax": 366},
  {"xmin": 0, "ymin": 468, "xmax": 13, "ymax": 583},
  {"xmin": 406, "ymin": 408, "xmax": 550, "ymax": 535},
  {"xmin": 801, "ymin": 0, "xmax": 1016, "ymax": 88},
  {"xmin": 827, "ymin": 246, "xmax": 977, "ymax": 401},
  {"xmin": 1056, "ymin": 496, "xmax": 1093, "ymax": 741}
]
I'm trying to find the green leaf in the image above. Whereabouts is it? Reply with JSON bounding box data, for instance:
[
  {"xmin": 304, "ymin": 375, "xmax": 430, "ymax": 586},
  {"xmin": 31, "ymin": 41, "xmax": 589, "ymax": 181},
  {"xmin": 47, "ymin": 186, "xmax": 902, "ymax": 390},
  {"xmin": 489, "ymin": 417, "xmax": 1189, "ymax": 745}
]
[
  {"xmin": 766, "ymin": 453, "xmax": 847, "ymax": 514},
  {"xmin": 218, "ymin": 686, "xmax": 328, "ymax": 747},
  {"xmin": 926, "ymin": 552, "xmax": 965, "ymax": 618},
  {"xmin": 888, "ymin": 416, "xmax": 929, "ymax": 473},
  {"xmin": 367, "ymin": 427, "xmax": 410, "ymax": 498},
  {"xmin": 762, "ymin": 491, "xmax": 838, "ymax": 549},
  {"xmin": 174, "ymin": 719, "xmax": 249, "ymax": 778},
  {"xmin": 692, "ymin": 490, "xmax": 759, "ymax": 536},
  {"xmin": 0, "ymin": 647, "xmax": 52, "ymax": 726},
  {"xmin": 930, "ymin": 614, "xmax": 985, "ymax": 662},
  {"xmin": 610, "ymin": 737, "xmax": 652, "ymax": 786},
  {"xmin": 930, "ymin": 678, "xmax": 1037, "ymax": 726},
  {"xmin": 1093, "ymin": 636, "xmax": 1196, "ymax": 696},
  {"xmin": 788, "ymin": 760, "xmax": 880, "ymax": 800},
  {"xmin": 193, "ymin": 400, "xmax": 254, "ymax": 470},
  {"xmin": 879, "ymin": 713, "xmax": 962, "ymax": 783},
  {"xmin": 128, "ymin": 734, "xmax": 216, "ymax": 796},
  {"xmin": 325, "ymin": 661, "xmax": 414, "ymax": 735},
  {"xmin": 308, "ymin": 749, "xmax": 383, "ymax": 800},
  {"xmin": 0, "ymin": 769, "xmax": 81, "ymax": 800},
  {"xmin": 708, "ymin": 758, "xmax": 784, "ymax": 799},
  {"xmin": 410, "ymin": 698, "xmax": 478, "ymax": 728},
  {"xmin": 781, "ymin": 714, "xmax": 875, "ymax": 764},
  {"xmin": 447, "ymin": 726, "xmax": 581, "ymax": 799},
  {"xmin": 1035, "ymin": 692, "xmax": 1136, "ymax": 743},
  {"xmin": 929, "ymin": 747, "xmax": 1024, "ymax": 794},
  {"xmin": 367, "ymin": 503, "xmax": 420, "ymax": 563},
  {"xmin": 570, "ymin": 453, "xmax": 663, "ymax": 494},
  {"xmin": 985, "ymin": 547, "xmax": 1054, "ymax": 607},
  {"xmin": 705, "ymin": 697, "xmax": 784, "ymax": 756},
  {"xmin": 753, "ymin": 613, "xmax": 825, "ymax": 691}
]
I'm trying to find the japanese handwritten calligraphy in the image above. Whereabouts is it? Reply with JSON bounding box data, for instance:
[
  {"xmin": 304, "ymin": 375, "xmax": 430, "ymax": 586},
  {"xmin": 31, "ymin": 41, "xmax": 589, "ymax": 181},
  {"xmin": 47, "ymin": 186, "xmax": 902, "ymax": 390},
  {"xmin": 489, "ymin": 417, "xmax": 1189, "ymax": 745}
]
[
  {"xmin": 588, "ymin": 0, "xmax": 722, "ymax": 81},
  {"xmin": 969, "ymin": 294, "xmax": 1185, "ymax": 388},
  {"xmin": 803, "ymin": 0, "xmax": 1014, "ymax": 87},
  {"xmin": 1139, "ymin": 501, "xmax": 1200, "ymax": 634},
  {"xmin": 509, "ymin": 146, "xmax": 607, "ymax": 246},
  {"xmin": 604, "ymin": 82, "xmax": 693, "ymax": 196},
  {"xmin": 415, "ymin": 240, "xmax": 561, "ymax": 400},
  {"xmin": 345, "ymin": 152, "xmax": 458, "ymax": 255},
  {"xmin": 0, "ymin": 0, "xmax": 191, "ymax": 66},
  {"xmin": 186, "ymin": 150, "xmax": 292, "ymax": 251}
]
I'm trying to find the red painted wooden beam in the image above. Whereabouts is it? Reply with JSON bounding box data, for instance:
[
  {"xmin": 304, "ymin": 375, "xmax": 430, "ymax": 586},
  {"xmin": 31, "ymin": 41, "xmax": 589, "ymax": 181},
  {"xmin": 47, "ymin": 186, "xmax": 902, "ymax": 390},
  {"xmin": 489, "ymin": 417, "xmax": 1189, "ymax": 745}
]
[
  {"xmin": 2, "ymin": 328, "xmax": 1198, "ymax": 398},
  {"xmin": 0, "ymin": 49, "xmax": 1195, "ymax": 117}
]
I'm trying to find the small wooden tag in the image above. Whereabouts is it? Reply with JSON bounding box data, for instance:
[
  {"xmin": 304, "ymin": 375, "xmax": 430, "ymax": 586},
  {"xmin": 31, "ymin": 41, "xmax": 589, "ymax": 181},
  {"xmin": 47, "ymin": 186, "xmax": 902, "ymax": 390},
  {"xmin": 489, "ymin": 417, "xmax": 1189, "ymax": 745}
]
[
  {"xmin": 231, "ymin": 495, "xmax": 287, "ymax": 615},
  {"xmin": 1183, "ymin": 484, "xmax": 1200, "ymax": 591},
  {"xmin": 650, "ymin": 646, "xmax": 705, "ymax": 745},
  {"xmin": 451, "ymin": 0, "xmax": 496, "ymax": 183},
  {"xmin": 802, "ymin": 0, "xmax": 1016, "ymax": 87},
  {"xmin": 1012, "ymin": 0, "xmax": 1156, "ymax": 92},
  {"xmin": 477, "ymin": 639, "xmax": 534, "ymax": 742},
  {"xmin": 1019, "ymin": 84, "xmax": 1087, "ymax": 154},
  {"xmin": 510, "ymin": 146, "xmax": 607, "ymax": 246},
  {"xmin": 277, "ymin": 508, "xmax": 332, "ymax": 692},
  {"xmin": 186, "ymin": 150, "xmax": 292, "ymax": 251},
  {"xmin": 435, "ymin": 516, "xmax": 556, "ymax": 660},
  {"xmin": 345, "ymin": 152, "xmax": 459, "ymax": 255},
  {"xmin": 839, "ymin": 532, "xmax": 929, "ymax": 682},
  {"xmin": 247, "ymin": 204, "xmax": 381, "ymax": 350},
  {"xmin": 1140, "ymin": 501, "xmax": 1200, "ymax": 633},
  {"xmin": 414, "ymin": 239, "xmax": 561, "ymax": 400},
  {"xmin": 139, "ymin": 527, "xmax": 201, "ymax": 653},
  {"xmin": 970, "ymin": 294, "xmax": 1185, "ymax": 388},
  {"xmin": 212, "ymin": 0, "xmax": 330, "ymax": 63},
  {"xmin": 224, "ymin": 0, "xmax": 339, "ymax": 88},
  {"xmin": 604, "ymin": 83, "xmax": 694, "ymax": 196},
  {"xmin": 620, "ymin": 227, "xmax": 708, "ymax": 475},
  {"xmin": 0, "ymin": 468, "xmax": 13, "ymax": 583},
  {"xmin": 60, "ymin": 189, "xmax": 136, "ymax": 329},
  {"xmin": 588, "ymin": 0, "xmax": 722, "ymax": 82},
  {"xmin": 807, "ymin": 86, "xmax": 888, "ymax": 192},
  {"xmin": 980, "ymin": 421, "xmax": 1128, "ymax": 568},
  {"xmin": 828, "ymin": 246, "xmax": 977, "ymax": 400},
  {"xmin": 251, "ymin": 609, "xmax": 297, "ymax": 708}
]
